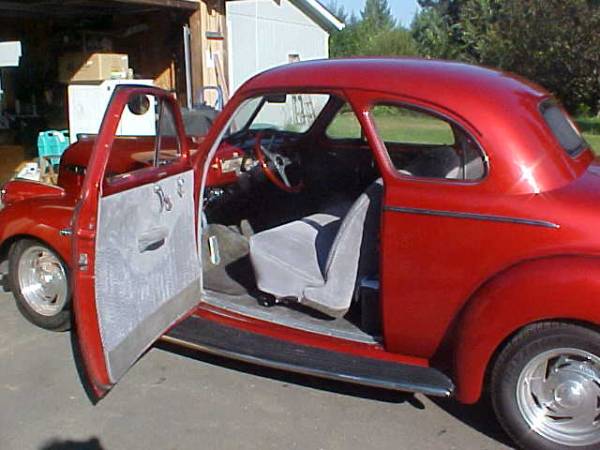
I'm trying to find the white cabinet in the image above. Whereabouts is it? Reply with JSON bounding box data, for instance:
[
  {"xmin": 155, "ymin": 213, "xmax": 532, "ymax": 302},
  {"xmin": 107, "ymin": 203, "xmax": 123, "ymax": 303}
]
[{"xmin": 68, "ymin": 80, "xmax": 155, "ymax": 143}]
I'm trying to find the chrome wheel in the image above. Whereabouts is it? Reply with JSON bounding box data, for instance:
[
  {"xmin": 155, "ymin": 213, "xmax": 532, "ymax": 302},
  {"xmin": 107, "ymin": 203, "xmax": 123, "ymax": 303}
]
[
  {"xmin": 17, "ymin": 245, "xmax": 68, "ymax": 317},
  {"xmin": 517, "ymin": 348, "xmax": 600, "ymax": 446}
]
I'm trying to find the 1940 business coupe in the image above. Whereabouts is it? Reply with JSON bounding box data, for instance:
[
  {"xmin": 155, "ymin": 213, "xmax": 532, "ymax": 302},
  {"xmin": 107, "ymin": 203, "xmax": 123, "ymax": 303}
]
[{"xmin": 1, "ymin": 58, "xmax": 599, "ymax": 449}]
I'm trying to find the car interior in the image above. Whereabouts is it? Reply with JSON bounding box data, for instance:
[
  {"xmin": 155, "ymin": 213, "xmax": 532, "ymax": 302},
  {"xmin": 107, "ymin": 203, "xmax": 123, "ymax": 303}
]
[{"xmin": 198, "ymin": 92, "xmax": 487, "ymax": 343}]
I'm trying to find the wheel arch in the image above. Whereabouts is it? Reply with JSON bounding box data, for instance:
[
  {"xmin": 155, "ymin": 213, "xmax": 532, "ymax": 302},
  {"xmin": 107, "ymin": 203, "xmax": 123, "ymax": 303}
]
[
  {"xmin": 0, "ymin": 232, "xmax": 71, "ymax": 270},
  {"xmin": 448, "ymin": 255, "xmax": 600, "ymax": 404}
]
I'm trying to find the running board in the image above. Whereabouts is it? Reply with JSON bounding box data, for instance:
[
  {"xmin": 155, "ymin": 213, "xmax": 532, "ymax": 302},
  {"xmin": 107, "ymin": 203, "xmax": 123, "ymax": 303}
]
[{"xmin": 162, "ymin": 316, "xmax": 454, "ymax": 398}]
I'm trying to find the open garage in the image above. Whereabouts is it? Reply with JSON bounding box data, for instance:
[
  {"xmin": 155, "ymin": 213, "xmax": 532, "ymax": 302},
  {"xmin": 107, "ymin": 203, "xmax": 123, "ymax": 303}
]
[{"xmin": 0, "ymin": 0, "xmax": 227, "ymax": 180}]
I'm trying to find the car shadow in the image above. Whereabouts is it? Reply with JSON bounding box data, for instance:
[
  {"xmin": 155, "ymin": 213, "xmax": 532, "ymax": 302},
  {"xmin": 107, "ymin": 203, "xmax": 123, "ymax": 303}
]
[
  {"xmin": 155, "ymin": 341, "xmax": 513, "ymax": 448},
  {"xmin": 432, "ymin": 397, "xmax": 514, "ymax": 448},
  {"xmin": 39, "ymin": 437, "xmax": 103, "ymax": 450},
  {"xmin": 155, "ymin": 340, "xmax": 422, "ymax": 407}
]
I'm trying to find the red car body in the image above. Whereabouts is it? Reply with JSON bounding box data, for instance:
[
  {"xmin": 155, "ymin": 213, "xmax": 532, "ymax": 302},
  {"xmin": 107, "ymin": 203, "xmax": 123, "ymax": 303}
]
[{"xmin": 1, "ymin": 59, "xmax": 599, "ymax": 430}]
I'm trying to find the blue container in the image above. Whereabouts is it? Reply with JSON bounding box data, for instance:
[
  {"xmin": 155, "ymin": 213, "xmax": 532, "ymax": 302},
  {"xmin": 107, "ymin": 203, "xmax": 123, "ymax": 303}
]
[{"xmin": 37, "ymin": 130, "xmax": 70, "ymax": 166}]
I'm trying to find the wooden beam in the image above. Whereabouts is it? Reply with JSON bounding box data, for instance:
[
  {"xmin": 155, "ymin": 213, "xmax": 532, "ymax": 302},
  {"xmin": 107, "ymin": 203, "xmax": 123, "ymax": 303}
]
[
  {"xmin": 110, "ymin": 0, "xmax": 199, "ymax": 10},
  {"xmin": 188, "ymin": 6, "xmax": 204, "ymax": 104}
]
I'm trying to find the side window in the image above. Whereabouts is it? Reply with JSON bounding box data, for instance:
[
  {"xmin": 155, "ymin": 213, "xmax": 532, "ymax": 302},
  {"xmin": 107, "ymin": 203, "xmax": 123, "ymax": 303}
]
[
  {"xmin": 105, "ymin": 94, "xmax": 182, "ymax": 182},
  {"xmin": 540, "ymin": 100, "xmax": 588, "ymax": 157},
  {"xmin": 155, "ymin": 102, "xmax": 181, "ymax": 166},
  {"xmin": 371, "ymin": 103, "xmax": 486, "ymax": 180},
  {"xmin": 326, "ymin": 104, "xmax": 363, "ymax": 140}
]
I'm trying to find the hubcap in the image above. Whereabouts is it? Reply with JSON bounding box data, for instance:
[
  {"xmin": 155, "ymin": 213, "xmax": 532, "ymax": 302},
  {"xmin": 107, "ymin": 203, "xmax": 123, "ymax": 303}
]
[
  {"xmin": 517, "ymin": 348, "xmax": 600, "ymax": 446},
  {"xmin": 17, "ymin": 246, "xmax": 68, "ymax": 317}
]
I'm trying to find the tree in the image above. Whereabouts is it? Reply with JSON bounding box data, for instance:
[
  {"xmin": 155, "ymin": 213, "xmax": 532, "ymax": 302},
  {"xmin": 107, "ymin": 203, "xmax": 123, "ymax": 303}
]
[
  {"xmin": 327, "ymin": 0, "xmax": 418, "ymax": 58},
  {"xmin": 327, "ymin": 1, "xmax": 362, "ymax": 57},
  {"xmin": 361, "ymin": 0, "xmax": 396, "ymax": 31},
  {"xmin": 326, "ymin": 0, "xmax": 348, "ymax": 22},
  {"xmin": 413, "ymin": 0, "xmax": 600, "ymax": 114},
  {"xmin": 412, "ymin": 7, "xmax": 460, "ymax": 59}
]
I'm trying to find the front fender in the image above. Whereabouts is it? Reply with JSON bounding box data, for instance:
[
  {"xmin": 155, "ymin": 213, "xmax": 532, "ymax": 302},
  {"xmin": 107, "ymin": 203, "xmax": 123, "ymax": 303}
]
[
  {"xmin": 453, "ymin": 256, "xmax": 600, "ymax": 404},
  {"xmin": 0, "ymin": 196, "xmax": 75, "ymax": 265}
]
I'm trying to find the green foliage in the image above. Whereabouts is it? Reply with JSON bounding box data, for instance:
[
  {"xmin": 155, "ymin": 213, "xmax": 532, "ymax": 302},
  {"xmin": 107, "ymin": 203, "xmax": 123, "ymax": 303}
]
[
  {"xmin": 412, "ymin": 0, "xmax": 600, "ymax": 114},
  {"xmin": 412, "ymin": 7, "xmax": 461, "ymax": 59},
  {"xmin": 361, "ymin": 0, "xmax": 396, "ymax": 31},
  {"xmin": 327, "ymin": 0, "xmax": 417, "ymax": 58}
]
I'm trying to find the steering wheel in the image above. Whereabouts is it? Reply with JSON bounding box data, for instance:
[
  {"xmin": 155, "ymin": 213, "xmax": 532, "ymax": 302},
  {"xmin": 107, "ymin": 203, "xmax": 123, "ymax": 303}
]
[{"xmin": 254, "ymin": 131, "xmax": 303, "ymax": 193}]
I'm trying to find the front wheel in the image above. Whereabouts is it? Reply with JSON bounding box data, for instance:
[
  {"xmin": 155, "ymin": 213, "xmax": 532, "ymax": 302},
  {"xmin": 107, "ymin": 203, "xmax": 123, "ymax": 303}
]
[
  {"xmin": 8, "ymin": 239, "xmax": 71, "ymax": 331},
  {"xmin": 491, "ymin": 322, "xmax": 600, "ymax": 449}
]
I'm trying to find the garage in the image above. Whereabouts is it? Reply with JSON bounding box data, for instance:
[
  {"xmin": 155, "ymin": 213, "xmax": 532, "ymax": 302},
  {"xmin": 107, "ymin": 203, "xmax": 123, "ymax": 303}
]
[{"xmin": 0, "ymin": 0, "xmax": 227, "ymax": 181}]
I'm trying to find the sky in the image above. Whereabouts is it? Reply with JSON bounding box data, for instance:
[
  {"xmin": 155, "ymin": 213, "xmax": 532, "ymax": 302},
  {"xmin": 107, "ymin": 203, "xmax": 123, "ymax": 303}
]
[{"xmin": 336, "ymin": 0, "xmax": 420, "ymax": 27}]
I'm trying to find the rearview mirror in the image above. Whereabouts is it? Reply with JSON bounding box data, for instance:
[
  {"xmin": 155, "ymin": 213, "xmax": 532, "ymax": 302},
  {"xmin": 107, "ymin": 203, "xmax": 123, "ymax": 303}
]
[{"xmin": 265, "ymin": 94, "xmax": 287, "ymax": 104}]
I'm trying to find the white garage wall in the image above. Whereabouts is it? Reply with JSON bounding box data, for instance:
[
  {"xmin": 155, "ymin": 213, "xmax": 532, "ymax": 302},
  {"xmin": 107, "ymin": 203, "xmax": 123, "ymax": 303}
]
[{"xmin": 227, "ymin": 0, "xmax": 329, "ymax": 95}]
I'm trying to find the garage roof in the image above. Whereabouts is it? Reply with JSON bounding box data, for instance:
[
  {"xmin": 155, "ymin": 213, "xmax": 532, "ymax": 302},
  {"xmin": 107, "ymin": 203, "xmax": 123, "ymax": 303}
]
[
  {"xmin": 291, "ymin": 0, "xmax": 345, "ymax": 31},
  {"xmin": 225, "ymin": 0, "xmax": 344, "ymax": 32},
  {"xmin": 0, "ymin": 0, "xmax": 198, "ymax": 17},
  {"xmin": 0, "ymin": 1, "xmax": 344, "ymax": 31}
]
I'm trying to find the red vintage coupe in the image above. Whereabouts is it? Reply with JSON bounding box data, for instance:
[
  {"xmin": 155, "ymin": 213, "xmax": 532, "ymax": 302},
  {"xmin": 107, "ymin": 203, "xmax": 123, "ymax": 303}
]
[{"xmin": 1, "ymin": 59, "xmax": 599, "ymax": 449}]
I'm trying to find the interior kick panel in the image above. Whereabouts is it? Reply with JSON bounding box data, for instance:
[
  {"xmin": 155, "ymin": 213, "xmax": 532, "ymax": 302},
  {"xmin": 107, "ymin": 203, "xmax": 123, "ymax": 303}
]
[{"xmin": 162, "ymin": 315, "xmax": 454, "ymax": 397}]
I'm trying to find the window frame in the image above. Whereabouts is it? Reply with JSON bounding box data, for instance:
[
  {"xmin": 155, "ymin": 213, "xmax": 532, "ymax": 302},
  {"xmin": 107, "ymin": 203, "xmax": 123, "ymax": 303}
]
[
  {"xmin": 104, "ymin": 95, "xmax": 185, "ymax": 188},
  {"xmin": 367, "ymin": 99, "xmax": 489, "ymax": 185}
]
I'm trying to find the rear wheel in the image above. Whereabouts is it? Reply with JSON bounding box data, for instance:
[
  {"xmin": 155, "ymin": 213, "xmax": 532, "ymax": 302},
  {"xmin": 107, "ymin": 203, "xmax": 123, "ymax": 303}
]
[
  {"xmin": 8, "ymin": 239, "xmax": 71, "ymax": 331},
  {"xmin": 491, "ymin": 322, "xmax": 600, "ymax": 449}
]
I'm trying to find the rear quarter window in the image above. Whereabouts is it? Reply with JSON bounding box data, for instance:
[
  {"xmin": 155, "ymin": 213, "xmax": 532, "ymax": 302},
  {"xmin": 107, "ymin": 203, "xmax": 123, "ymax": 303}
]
[{"xmin": 541, "ymin": 101, "xmax": 588, "ymax": 157}]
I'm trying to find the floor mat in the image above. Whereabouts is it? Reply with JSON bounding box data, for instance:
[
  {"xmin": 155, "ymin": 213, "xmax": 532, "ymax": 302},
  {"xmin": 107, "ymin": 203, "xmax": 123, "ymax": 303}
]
[{"xmin": 202, "ymin": 224, "xmax": 255, "ymax": 296}]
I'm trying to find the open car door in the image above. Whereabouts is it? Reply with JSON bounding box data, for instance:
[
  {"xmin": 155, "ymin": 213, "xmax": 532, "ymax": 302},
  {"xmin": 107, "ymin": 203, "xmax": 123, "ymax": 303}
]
[{"xmin": 72, "ymin": 86, "xmax": 201, "ymax": 398}]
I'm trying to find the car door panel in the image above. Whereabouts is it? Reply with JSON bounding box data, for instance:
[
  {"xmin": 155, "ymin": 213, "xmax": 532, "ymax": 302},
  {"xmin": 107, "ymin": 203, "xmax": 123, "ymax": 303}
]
[
  {"xmin": 95, "ymin": 169, "xmax": 199, "ymax": 383},
  {"xmin": 72, "ymin": 86, "xmax": 200, "ymax": 396}
]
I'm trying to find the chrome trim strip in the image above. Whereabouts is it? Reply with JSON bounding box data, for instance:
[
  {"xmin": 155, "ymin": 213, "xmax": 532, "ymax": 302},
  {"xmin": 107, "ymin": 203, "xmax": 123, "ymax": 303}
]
[
  {"xmin": 159, "ymin": 335, "xmax": 454, "ymax": 398},
  {"xmin": 384, "ymin": 205, "xmax": 560, "ymax": 229}
]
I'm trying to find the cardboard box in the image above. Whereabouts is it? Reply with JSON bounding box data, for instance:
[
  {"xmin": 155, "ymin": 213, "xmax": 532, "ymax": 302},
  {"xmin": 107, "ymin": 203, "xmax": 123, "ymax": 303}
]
[{"xmin": 59, "ymin": 53, "xmax": 129, "ymax": 83}]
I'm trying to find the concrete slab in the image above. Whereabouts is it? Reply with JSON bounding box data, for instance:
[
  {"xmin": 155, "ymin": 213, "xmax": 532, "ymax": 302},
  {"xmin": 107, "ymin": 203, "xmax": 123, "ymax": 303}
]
[{"xmin": 0, "ymin": 291, "xmax": 512, "ymax": 450}]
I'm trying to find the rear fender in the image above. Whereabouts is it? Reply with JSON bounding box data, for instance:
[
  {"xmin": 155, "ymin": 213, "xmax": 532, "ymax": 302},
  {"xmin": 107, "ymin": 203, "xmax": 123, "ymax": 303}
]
[{"xmin": 452, "ymin": 256, "xmax": 600, "ymax": 404}]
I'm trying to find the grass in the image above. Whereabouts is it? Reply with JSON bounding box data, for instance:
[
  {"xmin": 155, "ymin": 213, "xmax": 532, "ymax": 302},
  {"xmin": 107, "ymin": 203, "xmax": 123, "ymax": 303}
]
[
  {"xmin": 576, "ymin": 116, "xmax": 600, "ymax": 155},
  {"xmin": 328, "ymin": 111, "xmax": 600, "ymax": 155},
  {"xmin": 583, "ymin": 133, "xmax": 600, "ymax": 154},
  {"xmin": 327, "ymin": 111, "xmax": 455, "ymax": 144}
]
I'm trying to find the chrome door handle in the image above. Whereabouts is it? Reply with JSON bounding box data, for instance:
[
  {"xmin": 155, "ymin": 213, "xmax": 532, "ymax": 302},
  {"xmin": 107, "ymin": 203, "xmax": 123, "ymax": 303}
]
[{"xmin": 154, "ymin": 184, "xmax": 173, "ymax": 213}]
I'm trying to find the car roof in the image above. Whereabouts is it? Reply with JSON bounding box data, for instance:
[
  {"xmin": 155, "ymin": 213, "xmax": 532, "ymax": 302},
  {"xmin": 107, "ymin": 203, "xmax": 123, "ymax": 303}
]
[
  {"xmin": 242, "ymin": 57, "xmax": 548, "ymax": 111},
  {"xmin": 239, "ymin": 58, "xmax": 592, "ymax": 194}
]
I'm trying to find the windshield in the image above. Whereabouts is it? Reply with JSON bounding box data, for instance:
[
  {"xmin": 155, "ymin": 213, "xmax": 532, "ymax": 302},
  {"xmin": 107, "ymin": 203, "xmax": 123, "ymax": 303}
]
[{"xmin": 227, "ymin": 93, "xmax": 330, "ymax": 135}]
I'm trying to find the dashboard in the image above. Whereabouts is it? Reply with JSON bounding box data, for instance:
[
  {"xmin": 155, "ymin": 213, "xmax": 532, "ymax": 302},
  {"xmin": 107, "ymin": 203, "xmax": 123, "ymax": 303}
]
[{"xmin": 205, "ymin": 131, "xmax": 302, "ymax": 188}]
